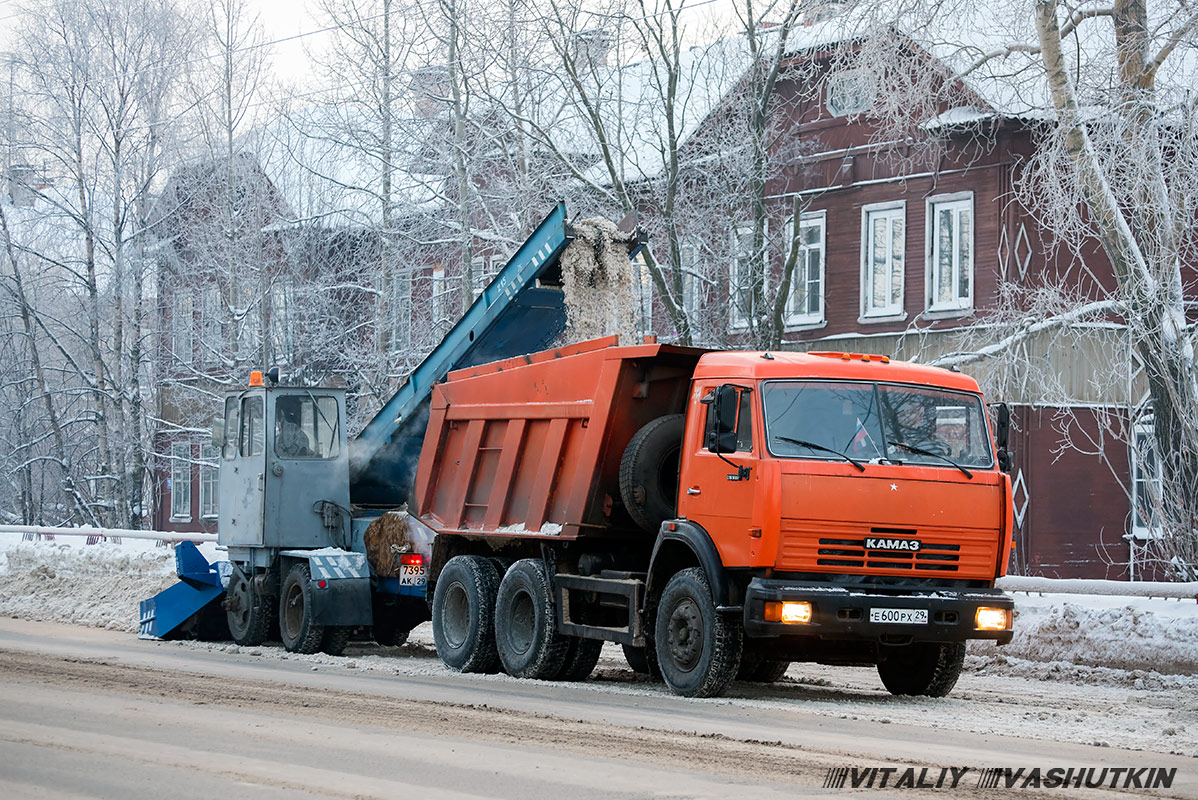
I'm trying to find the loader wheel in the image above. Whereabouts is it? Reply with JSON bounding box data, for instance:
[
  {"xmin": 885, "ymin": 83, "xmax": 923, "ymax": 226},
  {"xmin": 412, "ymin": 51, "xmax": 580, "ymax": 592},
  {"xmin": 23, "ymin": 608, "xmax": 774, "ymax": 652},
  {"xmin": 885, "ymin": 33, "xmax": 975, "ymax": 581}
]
[
  {"xmin": 432, "ymin": 555, "xmax": 501, "ymax": 673},
  {"xmin": 555, "ymin": 636, "xmax": 604, "ymax": 682},
  {"xmin": 738, "ymin": 657, "xmax": 790, "ymax": 683},
  {"xmin": 321, "ymin": 626, "xmax": 352, "ymax": 656},
  {"xmin": 621, "ymin": 642, "xmax": 661, "ymax": 679},
  {"xmin": 279, "ymin": 563, "xmax": 324, "ymax": 654},
  {"xmin": 877, "ymin": 642, "xmax": 966, "ymax": 697},
  {"xmin": 226, "ymin": 568, "xmax": 271, "ymax": 647},
  {"xmin": 655, "ymin": 567, "xmax": 742, "ymax": 698},
  {"xmin": 494, "ymin": 559, "xmax": 570, "ymax": 680},
  {"xmin": 619, "ymin": 414, "xmax": 685, "ymax": 533}
]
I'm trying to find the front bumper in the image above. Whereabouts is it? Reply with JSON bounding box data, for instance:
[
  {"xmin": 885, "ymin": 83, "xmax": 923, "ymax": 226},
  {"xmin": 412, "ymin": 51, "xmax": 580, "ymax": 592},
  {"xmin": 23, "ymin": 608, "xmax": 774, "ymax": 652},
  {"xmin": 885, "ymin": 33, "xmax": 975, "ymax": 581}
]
[{"xmin": 743, "ymin": 578, "xmax": 1014, "ymax": 644}]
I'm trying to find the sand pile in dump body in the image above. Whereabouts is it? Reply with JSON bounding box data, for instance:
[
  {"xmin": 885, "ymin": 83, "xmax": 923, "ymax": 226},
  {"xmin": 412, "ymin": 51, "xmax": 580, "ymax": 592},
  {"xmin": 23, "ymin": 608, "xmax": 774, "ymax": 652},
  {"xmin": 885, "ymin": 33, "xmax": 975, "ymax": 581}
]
[
  {"xmin": 0, "ymin": 542, "xmax": 176, "ymax": 632},
  {"xmin": 560, "ymin": 217, "xmax": 639, "ymax": 345}
]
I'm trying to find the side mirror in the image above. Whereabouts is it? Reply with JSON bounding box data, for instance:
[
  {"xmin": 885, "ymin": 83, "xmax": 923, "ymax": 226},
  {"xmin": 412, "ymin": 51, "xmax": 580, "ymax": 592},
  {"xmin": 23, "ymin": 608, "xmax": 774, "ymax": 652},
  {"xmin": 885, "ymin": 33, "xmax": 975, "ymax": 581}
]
[
  {"xmin": 211, "ymin": 417, "xmax": 225, "ymax": 448},
  {"xmin": 997, "ymin": 449, "xmax": 1012, "ymax": 473},
  {"xmin": 993, "ymin": 403, "xmax": 1010, "ymax": 450},
  {"xmin": 705, "ymin": 384, "xmax": 741, "ymax": 454}
]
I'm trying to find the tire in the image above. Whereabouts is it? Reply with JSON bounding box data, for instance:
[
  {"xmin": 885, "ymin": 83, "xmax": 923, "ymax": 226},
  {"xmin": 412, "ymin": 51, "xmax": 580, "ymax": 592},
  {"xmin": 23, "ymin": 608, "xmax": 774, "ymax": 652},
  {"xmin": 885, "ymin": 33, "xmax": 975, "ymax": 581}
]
[
  {"xmin": 621, "ymin": 642, "xmax": 661, "ymax": 678},
  {"xmin": 225, "ymin": 567, "xmax": 271, "ymax": 646},
  {"xmin": 555, "ymin": 636, "xmax": 604, "ymax": 681},
  {"xmin": 373, "ymin": 621, "xmax": 410, "ymax": 647},
  {"xmin": 877, "ymin": 642, "xmax": 966, "ymax": 697},
  {"xmin": 738, "ymin": 658, "xmax": 790, "ymax": 683},
  {"xmin": 654, "ymin": 567, "xmax": 742, "ymax": 698},
  {"xmin": 279, "ymin": 563, "xmax": 324, "ymax": 654},
  {"xmin": 619, "ymin": 415, "xmax": 685, "ymax": 532},
  {"xmin": 494, "ymin": 559, "xmax": 571, "ymax": 679},
  {"xmin": 432, "ymin": 555, "xmax": 501, "ymax": 673},
  {"xmin": 321, "ymin": 626, "xmax": 351, "ymax": 656}
]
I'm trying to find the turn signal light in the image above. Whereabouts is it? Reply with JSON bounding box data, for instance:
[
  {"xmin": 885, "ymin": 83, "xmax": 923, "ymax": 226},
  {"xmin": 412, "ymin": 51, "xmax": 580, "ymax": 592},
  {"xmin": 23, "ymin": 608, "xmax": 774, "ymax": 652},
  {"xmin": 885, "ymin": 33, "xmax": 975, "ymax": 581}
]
[
  {"xmin": 975, "ymin": 607, "xmax": 1011, "ymax": 631},
  {"xmin": 764, "ymin": 601, "xmax": 813, "ymax": 624},
  {"xmin": 400, "ymin": 553, "xmax": 424, "ymax": 566}
]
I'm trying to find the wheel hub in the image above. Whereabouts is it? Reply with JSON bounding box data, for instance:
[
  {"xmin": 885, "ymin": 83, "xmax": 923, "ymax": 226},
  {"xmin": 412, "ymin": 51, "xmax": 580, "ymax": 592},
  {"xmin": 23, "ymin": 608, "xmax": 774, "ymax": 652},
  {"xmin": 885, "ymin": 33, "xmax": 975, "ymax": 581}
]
[{"xmin": 666, "ymin": 598, "xmax": 703, "ymax": 671}]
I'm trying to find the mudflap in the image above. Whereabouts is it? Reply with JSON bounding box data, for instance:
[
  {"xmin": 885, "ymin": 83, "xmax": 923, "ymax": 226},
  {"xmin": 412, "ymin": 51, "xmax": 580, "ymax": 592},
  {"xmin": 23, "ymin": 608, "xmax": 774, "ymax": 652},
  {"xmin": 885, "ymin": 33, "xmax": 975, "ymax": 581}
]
[
  {"xmin": 139, "ymin": 542, "xmax": 230, "ymax": 640},
  {"xmin": 310, "ymin": 576, "xmax": 373, "ymax": 626}
]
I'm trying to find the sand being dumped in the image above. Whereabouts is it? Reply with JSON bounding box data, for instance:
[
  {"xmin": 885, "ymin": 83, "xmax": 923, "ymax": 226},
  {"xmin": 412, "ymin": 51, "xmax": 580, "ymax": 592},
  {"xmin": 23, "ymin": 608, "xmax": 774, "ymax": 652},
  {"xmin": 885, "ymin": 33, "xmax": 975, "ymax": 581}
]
[{"xmin": 560, "ymin": 217, "xmax": 640, "ymax": 345}]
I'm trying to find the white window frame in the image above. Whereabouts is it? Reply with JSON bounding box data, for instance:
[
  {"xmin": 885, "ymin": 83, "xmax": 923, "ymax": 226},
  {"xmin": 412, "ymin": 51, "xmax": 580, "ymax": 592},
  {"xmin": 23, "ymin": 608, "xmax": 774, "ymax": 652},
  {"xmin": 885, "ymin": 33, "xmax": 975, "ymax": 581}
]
[
  {"xmin": 269, "ymin": 279, "xmax": 295, "ymax": 365},
  {"xmin": 199, "ymin": 444, "xmax": 219, "ymax": 520},
  {"xmin": 200, "ymin": 286, "xmax": 221, "ymax": 367},
  {"xmin": 679, "ymin": 240, "xmax": 703, "ymax": 325},
  {"xmin": 925, "ymin": 192, "xmax": 975, "ymax": 314},
  {"xmin": 826, "ymin": 68, "xmax": 875, "ymax": 118},
  {"xmin": 170, "ymin": 442, "xmax": 192, "ymax": 522},
  {"xmin": 172, "ymin": 293, "xmax": 193, "ymax": 365},
  {"xmin": 860, "ymin": 201, "xmax": 907, "ymax": 322},
  {"xmin": 784, "ymin": 210, "xmax": 826, "ymax": 328},
  {"xmin": 431, "ymin": 266, "xmax": 452, "ymax": 327},
  {"xmin": 1130, "ymin": 418, "xmax": 1162, "ymax": 539},
  {"xmin": 730, "ymin": 222, "xmax": 766, "ymax": 331}
]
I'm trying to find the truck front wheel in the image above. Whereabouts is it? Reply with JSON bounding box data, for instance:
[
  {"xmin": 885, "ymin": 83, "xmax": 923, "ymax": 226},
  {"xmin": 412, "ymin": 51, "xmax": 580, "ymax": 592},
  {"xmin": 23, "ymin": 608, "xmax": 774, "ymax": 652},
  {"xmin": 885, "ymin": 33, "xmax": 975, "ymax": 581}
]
[
  {"xmin": 432, "ymin": 555, "xmax": 501, "ymax": 673},
  {"xmin": 494, "ymin": 559, "xmax": 570, "ymax": 679},
  {"xmin": 654, "ymin": 568, "xmax": 742, "ymax": 698},
  {"xmin": 877, "ymin": 641, "xmax": 966, "ymax": 697}
]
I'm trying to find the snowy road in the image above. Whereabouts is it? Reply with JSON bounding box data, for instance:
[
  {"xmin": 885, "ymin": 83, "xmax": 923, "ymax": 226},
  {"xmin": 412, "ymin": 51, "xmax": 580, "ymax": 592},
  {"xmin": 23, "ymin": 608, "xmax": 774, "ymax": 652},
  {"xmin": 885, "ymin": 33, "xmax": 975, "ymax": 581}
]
[{"xmin": 0, "ymin": 619, "xmax": 1192, "ymax": 799}]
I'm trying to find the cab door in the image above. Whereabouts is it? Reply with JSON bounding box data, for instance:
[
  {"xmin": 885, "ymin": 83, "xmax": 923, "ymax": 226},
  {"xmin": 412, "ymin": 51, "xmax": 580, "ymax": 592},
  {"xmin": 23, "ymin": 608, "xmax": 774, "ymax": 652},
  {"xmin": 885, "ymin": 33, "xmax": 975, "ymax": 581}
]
[
  {"xmin": 677, "ymin": 382, "xmax": 758, "ymax": 565},
  {"xmin": 218, "ymin": 392, "xmax": 266, "ymax": 547}
]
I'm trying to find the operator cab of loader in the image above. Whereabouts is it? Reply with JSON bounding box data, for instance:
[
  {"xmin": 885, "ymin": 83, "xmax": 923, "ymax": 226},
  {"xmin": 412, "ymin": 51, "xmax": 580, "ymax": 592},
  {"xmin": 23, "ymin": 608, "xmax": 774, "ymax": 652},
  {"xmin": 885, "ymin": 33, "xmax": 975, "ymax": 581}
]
[{"xmin": 212, "ymin": 375, "xmax": 351, "ymax": 562}]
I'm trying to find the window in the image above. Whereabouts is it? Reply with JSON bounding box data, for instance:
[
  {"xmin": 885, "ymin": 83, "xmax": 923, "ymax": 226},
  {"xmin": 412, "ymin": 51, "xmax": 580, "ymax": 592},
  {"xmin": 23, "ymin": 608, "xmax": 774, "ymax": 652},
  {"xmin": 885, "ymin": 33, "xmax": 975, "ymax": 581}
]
[
  {"xmin": 1131, "ymin": 419, "xmax": 1162, "ymax": 536},
  {"xmin": 269, "ymin": 280, "xmax": 294, "ymax": 364},
  {"xmin": 826, "ymin": 69, "xmax": 875, "ymax": 118},
  {"xmin": 222, "ymin": 397, "xmax": 240, "ymax": 460},
  {"xmin": 703, "ymin": 386, "xmax": 753, "ymax": 452},
  {"xmin": 785, "ymin": 211, "xmax": 825, "ymax": 326},
  {"xmin": 274, "ymin": 394, "xmax": 341, "ymax": 459},
  {"xmin": 170, "ymin": 442, "xmax": 192, "ymax": 521},
  {"xmin": 680, "ymin": 241, "xmax": 704, "ymax": 326},
  {"xmin": 240, "ymin": 396, "xmax": 264, "ymax": 457},
  {"xmin": 199, "ymin": 444, "xmax": 219, "ymax": 519},
  {"xmin": 231, "ymin": 279, "xmax": 261, "ymax": 361},
  {"xmin": 634, "ymin": 251, "xmax": 653, "ymax": 335},
  {"xmin": 391, "ymin": 267, "xmax": 412, "ymax": 351},
  {"xmin": 926, "ymin": 193, "xmax": 974, "ymax": 312},
  {"xmin": 471, "ymin": 255, "xmax": 499, "ymax": 298},
  {"xmin": 200, "ymin": 286, "xmax": 221, "ymax": 366},
  {"xmin": 861, "ymin": 202, "xmax": 906, "ymax": 319},
  {"xmin": 172, "ymin": 294, "xmax": 193, "ymax": 364},
  {"xmin": 730, "ymin": 223, "xmax": 764, "ymax": 330},
  {"xmin": 431, "ymin": 266, "xmax": 453, "ymax": 327}
]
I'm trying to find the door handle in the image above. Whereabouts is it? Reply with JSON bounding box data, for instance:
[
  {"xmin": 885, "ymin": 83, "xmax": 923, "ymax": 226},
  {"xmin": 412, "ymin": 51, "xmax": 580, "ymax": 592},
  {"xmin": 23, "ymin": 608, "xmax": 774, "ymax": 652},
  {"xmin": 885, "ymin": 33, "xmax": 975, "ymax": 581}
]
[{"xmin": 686, "ymin": 487, "xmax": 701, "ymax": 495}]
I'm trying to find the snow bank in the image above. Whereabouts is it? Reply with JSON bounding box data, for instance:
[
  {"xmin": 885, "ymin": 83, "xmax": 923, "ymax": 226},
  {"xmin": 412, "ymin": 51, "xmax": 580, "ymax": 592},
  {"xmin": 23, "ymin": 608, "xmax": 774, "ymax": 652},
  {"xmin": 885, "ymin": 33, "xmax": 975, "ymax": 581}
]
[
  {"xmin": 971, "ymin": 592, "xmax": 1198, "ymax": 675},
  {"xmin": 0, "ymin": 539, "xmax": 177, "ymax": 632}
]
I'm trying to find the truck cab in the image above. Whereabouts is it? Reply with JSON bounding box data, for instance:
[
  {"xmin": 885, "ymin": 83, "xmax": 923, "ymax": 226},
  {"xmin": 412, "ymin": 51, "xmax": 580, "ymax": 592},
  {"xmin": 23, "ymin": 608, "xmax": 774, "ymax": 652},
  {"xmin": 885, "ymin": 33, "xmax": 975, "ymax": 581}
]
[{"xmin": 670, "ymin": 351, "xmax": 1014, "ymax": 689}]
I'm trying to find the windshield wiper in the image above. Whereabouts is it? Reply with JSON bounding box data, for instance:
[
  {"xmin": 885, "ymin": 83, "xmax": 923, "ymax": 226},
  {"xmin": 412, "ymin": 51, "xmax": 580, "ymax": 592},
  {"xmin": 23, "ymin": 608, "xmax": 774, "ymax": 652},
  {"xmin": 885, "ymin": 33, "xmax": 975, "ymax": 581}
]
[
  {"xmin": 775, "ymin": 436, "xmax": 866, "ymax": 472},
  {"xmin": 888, "ymin": 441, "xmax": 973, "ymax": 479}
]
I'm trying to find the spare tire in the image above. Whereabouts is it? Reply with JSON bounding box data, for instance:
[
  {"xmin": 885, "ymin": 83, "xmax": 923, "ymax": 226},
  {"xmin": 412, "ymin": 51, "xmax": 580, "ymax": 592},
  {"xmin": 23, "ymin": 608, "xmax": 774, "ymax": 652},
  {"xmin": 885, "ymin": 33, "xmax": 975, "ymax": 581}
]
[{"xmin": 619, "ymin": 414, "xmax": 685, "ymax": 532}]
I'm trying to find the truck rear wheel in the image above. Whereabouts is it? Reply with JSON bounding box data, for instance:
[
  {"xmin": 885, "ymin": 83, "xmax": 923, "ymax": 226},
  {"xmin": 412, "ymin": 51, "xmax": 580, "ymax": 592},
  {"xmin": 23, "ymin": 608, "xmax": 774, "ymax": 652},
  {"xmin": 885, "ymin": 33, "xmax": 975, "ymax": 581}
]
[
  {"xmin": 226, "ymin": 568, "xmax": 271, "ymax": 647},
  {"xmin": 555, "ymin": 636, "xmax": 604, "ymax": 681},
  {"xmin": 494, "ymin": 559, "xmax": 570, "ymax": 679},
  {"xmin": 877, "ymin": 642, "xmax": 966, "ymax": 697},
  {"xmin": 432, "ymin": 555, "xmax": 501, "ymax": 673},
  {"xmin": 655, "ymin": 567, "xmax": 742, "ymax": 698},
  {"xmin": 619, "ymin": 414, "xmax": 685, "ymax": 533},
  {"xmin": 279, "ymin": 563, "xmax": 324, "ymax": 654},
  {"xmin": 321, "ymin": 626, "xmax": 351, "ymax": 656}
]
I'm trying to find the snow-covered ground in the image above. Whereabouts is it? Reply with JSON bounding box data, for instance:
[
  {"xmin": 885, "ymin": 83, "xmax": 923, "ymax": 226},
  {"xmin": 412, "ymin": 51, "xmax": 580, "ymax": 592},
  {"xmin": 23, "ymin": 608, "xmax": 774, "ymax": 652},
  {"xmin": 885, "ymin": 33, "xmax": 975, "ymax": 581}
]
[{"xmin": 1, "ymin": 533, "xmax": 1196, "ymax": 756}]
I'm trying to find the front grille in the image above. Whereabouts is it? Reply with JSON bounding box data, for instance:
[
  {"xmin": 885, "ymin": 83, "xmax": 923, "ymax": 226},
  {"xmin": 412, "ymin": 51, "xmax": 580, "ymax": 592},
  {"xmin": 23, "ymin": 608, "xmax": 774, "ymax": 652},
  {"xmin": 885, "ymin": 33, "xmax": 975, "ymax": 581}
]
[{"xmin": 812, "ymin": 535, "xmax": 961, "ymax": 572}]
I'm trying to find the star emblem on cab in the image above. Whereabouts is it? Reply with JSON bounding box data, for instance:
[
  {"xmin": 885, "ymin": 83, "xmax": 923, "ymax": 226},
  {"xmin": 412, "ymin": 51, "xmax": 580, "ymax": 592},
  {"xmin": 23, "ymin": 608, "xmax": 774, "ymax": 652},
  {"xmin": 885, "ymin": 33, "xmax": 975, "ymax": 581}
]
[{"xmin": 890, "ymin": 483, "xmax": 898, "ymax": 491}]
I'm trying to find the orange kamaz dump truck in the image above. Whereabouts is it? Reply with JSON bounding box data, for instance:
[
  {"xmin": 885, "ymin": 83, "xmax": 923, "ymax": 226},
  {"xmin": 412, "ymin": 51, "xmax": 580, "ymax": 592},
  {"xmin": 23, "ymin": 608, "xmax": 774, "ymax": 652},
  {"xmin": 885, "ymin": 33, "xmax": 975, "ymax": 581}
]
[{"xmin": 416, "ymin": 335, "xmax": 1015, "ymax": 698}]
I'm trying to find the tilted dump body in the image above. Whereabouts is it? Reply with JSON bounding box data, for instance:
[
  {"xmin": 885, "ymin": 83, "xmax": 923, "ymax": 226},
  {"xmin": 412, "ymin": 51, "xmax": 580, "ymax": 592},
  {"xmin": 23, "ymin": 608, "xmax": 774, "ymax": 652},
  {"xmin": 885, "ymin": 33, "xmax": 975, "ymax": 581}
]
[{"xmin": 414, "ymin": 336, "xmax": 705, "ymax": 538}]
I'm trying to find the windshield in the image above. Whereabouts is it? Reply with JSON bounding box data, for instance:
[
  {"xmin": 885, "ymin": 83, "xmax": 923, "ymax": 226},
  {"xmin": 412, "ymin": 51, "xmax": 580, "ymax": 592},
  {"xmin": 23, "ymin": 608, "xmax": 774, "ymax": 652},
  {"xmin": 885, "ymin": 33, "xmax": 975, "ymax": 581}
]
[
  {"xmin": 763, "ymin": 381, "xmax": 994, "ymax": 469},
  {"xmin": 274, "ymin": 394, "xmax": 341, "ymax": 459}
]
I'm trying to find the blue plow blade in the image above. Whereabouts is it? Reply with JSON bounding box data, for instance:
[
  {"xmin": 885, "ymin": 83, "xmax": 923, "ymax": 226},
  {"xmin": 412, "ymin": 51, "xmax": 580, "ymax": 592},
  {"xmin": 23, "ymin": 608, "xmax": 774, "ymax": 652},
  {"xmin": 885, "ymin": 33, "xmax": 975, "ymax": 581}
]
[{"xmin": 138, "ymin": 541, "xmax": 228, "ymax": 640}]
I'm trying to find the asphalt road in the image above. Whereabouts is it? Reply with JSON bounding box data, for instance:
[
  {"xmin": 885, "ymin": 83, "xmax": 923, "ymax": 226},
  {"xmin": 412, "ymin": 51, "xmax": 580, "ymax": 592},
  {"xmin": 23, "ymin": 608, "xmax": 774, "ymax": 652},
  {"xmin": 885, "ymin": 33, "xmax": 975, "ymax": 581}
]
[{"xmin": 0, "ymin": 618, "xmax": 1191, "ymax": 799}]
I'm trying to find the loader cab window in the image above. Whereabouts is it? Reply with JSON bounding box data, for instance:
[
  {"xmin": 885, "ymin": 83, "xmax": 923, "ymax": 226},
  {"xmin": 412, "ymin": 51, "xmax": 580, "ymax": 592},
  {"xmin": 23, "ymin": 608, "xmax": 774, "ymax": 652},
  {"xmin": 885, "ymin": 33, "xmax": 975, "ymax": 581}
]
[
  {"xmin": 222, "ymin": 397, "xmax": 240, "ymax": 460},
  {"xmin": 240, "ymin": 396, "xmax": 264, "ymax": 457},
  {"xmin": 704, "ymin": 385, "xmax": 753, "ymax": 452},
  {"xmin": 274, "ymin": 394, "xmax": 340, "ymax": 459}
]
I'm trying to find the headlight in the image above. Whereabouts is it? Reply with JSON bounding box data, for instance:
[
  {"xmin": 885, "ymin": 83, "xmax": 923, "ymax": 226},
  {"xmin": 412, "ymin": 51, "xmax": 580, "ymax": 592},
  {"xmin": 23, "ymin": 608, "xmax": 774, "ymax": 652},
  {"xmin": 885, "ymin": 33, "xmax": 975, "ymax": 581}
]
[
  {"xmin": 764, "ymin": 601, "xmax": 813, "ymax": 624},
  {"xmin": 975, "ymin": 606, "xmax": 1011, "ymax": 631}
]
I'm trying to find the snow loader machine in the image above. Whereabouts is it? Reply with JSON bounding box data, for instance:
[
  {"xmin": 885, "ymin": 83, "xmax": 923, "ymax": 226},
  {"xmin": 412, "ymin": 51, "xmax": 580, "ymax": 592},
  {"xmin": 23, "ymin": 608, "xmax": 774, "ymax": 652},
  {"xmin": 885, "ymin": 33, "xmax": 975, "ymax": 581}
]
[{"xmin": 139, "ymin": 202, "xmax": 621, "ymax": 653}]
